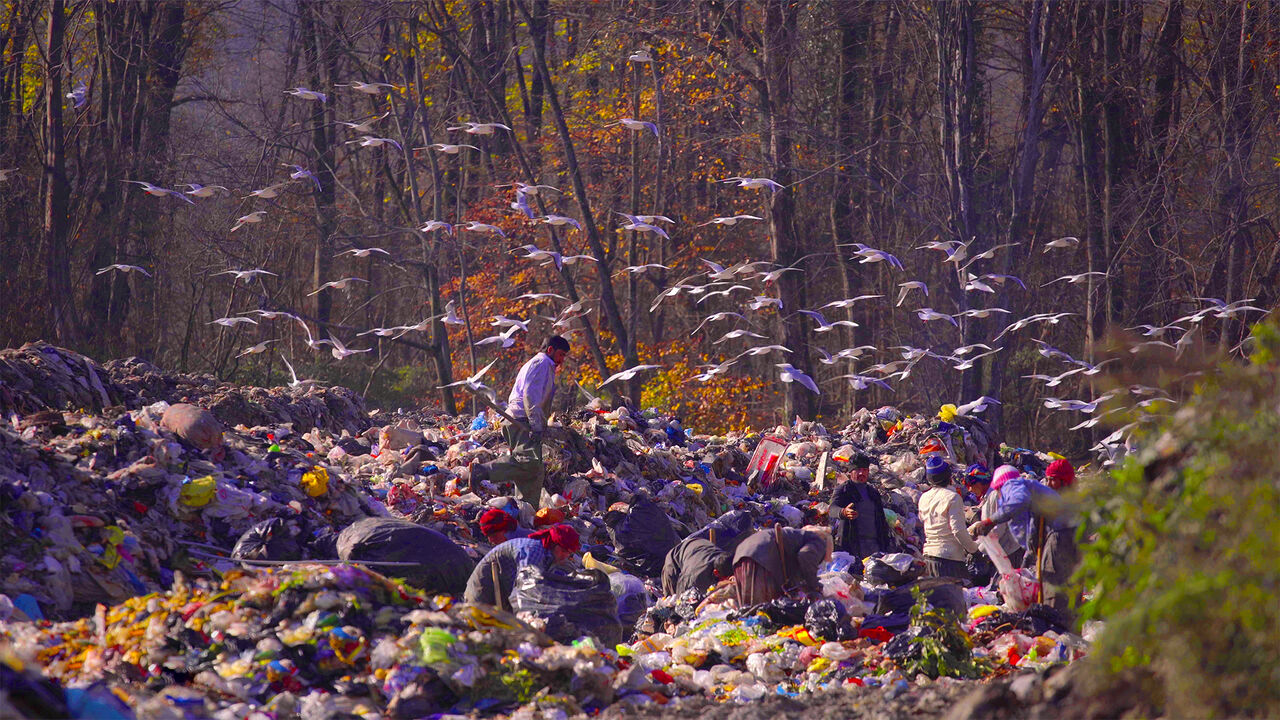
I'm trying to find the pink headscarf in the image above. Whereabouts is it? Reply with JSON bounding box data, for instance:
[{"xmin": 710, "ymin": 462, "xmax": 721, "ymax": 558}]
[{"xmin": 991, "ymin": 464, "xmax": 1021, "ymax": 491}]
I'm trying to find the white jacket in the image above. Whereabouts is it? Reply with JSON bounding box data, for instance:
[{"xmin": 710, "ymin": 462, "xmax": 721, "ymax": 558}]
[{"xmin": 919, "ymin": 485, "xmax": 979, "ymax": 561}]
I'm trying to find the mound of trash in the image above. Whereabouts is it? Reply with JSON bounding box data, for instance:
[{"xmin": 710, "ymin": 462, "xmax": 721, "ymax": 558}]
[{"xmin": 0, "ymin": 345, "xmax": 1095, "ymax": 718}]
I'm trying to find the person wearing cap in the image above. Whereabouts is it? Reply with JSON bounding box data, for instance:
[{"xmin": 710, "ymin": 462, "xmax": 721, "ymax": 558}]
[
  {"xmin": 732, "ymin": 525, "xmax": 833, "ymax": 606},
  {"xmin": 829, "ymin": 453, "xmax": 892, "ymax": 571},
  {"xmin": 470, "ymin": 336, "xmax": 570, "ymax": 503},
  {"xmin": 918, "ymin": 456, "xmax": 980, "ymax": 580},
  {"xmin": 972, "ymin": 459, "xmax": 1079, "ymax": 613},
  {"xmin": 464, "ymin": 523, "xmax": 580, "ymax": 607},
  {"xmin": 967, "ymin": 464, "xmax": 1024, "ymax": 569},
  {"xmin": 478, "ymin": 506, "xmax": 530, "ymax": 545}
]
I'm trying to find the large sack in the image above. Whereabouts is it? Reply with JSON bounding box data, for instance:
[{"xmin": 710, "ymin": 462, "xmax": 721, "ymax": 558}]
[
  {"xmin": 161, "ymin": 403, "xmax": 223, "ymax": 449},
  {"xmin": 232, "ymin": 518, "xmax": 302, "ymax": 562},
  {"xmin": 336, "ymin": 518, "xmax": 473, "ymax": 594},
  {"xmin": 685, "ymin": 509, "xmax": 753, "ymax": 552},
  {"xmin": 510, "ymin": 565, "xmax": 622, "ymax": 646},
  {"xmin": 604, "ymin": 496, "xmax": 679, "ymax": 577}
]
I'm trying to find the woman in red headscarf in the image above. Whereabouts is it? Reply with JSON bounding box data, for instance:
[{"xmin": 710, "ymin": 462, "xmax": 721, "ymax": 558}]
[
  {"xmin": 464, "ymin": 523, "xmax": 580, "ymax": 607},
  {"xmin": 478, "ymin": 507, "xmax": 531, "ymax": 544}
]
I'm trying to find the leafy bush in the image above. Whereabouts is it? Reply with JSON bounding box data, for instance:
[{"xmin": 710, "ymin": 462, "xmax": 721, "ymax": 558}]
[{"xmin": 1074, "ymin": 320, "xmax": 1280, "ymax": 717}]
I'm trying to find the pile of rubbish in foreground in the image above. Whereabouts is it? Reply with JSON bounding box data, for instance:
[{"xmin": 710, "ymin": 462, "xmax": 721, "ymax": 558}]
[{"xmin": 0, "ymin": 343, "xmax": 1095, "ymax": 718}]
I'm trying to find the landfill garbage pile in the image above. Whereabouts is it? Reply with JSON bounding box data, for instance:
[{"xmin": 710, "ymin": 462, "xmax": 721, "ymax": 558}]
[
  {"xmin": 1, "ymin": 347, "xmax": 1094, "ymax": 718},
  {"xmin": 0, "ymin": 342, "xmax": 368, "ymax": 434}
]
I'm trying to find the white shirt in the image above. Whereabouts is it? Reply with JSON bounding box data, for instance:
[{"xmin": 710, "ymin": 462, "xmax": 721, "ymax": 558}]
[
  {"xmin": 505, "ymin": 352, "xmax": 557, "ymax": 431},
  {"xmin": 919, "ymin": 485, "xmax": 979, "ymax": 561}
]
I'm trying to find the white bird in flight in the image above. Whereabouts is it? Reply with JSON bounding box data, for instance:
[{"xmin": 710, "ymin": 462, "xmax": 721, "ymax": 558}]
[
  {"xmin": 1043, "ymin": 236, "xmax": 1080, "ymax": 252},
  {"xmin": 713, "ymin": 329, "xmax": 767, "ymax": 344},
  {"xmin": 328, "ymin": 336, "xmax": 372, "ymax": 360},
  {"xmin": 307, "ymin": 277, "xmax": 368, "ymax": 296},
  {"xmin": 230, "ymin": 211, "xmax": 267, "ymax": 232},
  {"xmin": 439, "ymin": 359, "xmax": 500, "ymax": 391},
  {"xmin": 183, "ymin": 183, "xmax": 229, "ymax": 198},
  {"xmin": 214, "ymin": 268, "xmax": 278, "ymax": 282},
  {"xmin": 66, "ymin": 81, "xmax": 88, "ymax": 108},
  {"xmin": 1042, "ymin": 271, "xmax": 1107, "ymax": 287},
  {"xmin": 777, "ymin": 364, "xmax": 820, "ymax": 394},
  {"xmin": 721, "ymin": 176, "xmax": 784, "ymax": 192},
  {"xmin": 335, "ymin": 80, "xmax": 393, "ymax": 95},
  {"xmin": 337, "ymin": 112, "xmax": 390, "ymax": 134},
  {"xmin": 821, "ymin": 295, "xmax": 883, "ymax": 310},
  {"xmin": 474, "ymin": 325, "xmax": 521, "ymax": 348},
  {"xmin": 280, "ymin": 354, "xmax": 321, "ymax": 390},
  {"xmin": 606, "ymin": 118, "xmax": 659, "ymax": 137},
  {"xmin": 236, "ymin": 340, "xmax": 277, "ymax": 358},
  {"xmin": 422, "ymin": 143, "xmax": 480, "ymax": 155},
  {"xmin": 284, "ymin": 87, "xmax": 327, "ymax": 102},
  {"xmin": 337, "ymin": 247, "xmax": 391, "ymax": 259},
  {"xmin": 245, "ymin": 182, "xmax": 289, "ymax": 199},
  {"xmin": 540, "ymin": 214, "xmax": 582, "ymax": 231},
  {"xmin": 419, "ymin": 220, "xmax": 454, "ymax": 233},
  {"xmin": 463, "ymin": 221, "xmax": 506, "ymax": 237},
  {"xmin": 699, "ymin": 214, "xmax": 763, "ymax": 227},
  {"xmin": 346, "ymin": 135, "xmax": 402, "ymax": 150},
  {"xmin": 447, "ymin": 121, "xmax": 512, "ymax": 135},
  {"xmin": 896, "ymin": 281, "xmax": 928, "ymax": 307},
  {"xmin": 96, "ymin": 264, "xmax": 152, "ymax": 278},
  {"xmin": 628, "ymin": 49, "xmax": 653, "ymax": 63},
  {"xmin": 123, "ymin": 180, "xmax": 194, "ymax": 204},
  {"xmin": 616, "ymin": 213, "xmax": 670, "ymax": 239},
  {"xmin": 916, "ymin": 308, "xmax": 959, "ymax": 327},
  {"xmin": 955, "ymin": 395, "xmax": 1000, "ymax": 417},
  {"xmin": 210, "ymin": 316, "xmax": 258, "ymax": 327},
  {"xmin": 600, "ymin": 364, "xmax": 663, "ymax": 387}
]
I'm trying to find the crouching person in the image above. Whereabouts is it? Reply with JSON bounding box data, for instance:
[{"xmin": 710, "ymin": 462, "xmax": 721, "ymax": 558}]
[
  {"xmin": 732, "ymin": 525, "xmax": 832, "ymax": 606},
  {"xmin": 464, "ymin": 523, "xmax": 579, "ymax": 608}
]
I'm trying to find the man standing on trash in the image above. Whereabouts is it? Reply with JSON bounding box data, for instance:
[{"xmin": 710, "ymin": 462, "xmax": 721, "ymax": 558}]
[
  {"xmin": 829, "ymin": 453, "xmax": 892, "ymax": 572},
  {"xmin": 972, "ymin": 459, "xmax": 1079, "ymax": 614},
  {"xmin": 471, "ymin": 335, "xmax": 570, "ymax": 503}
]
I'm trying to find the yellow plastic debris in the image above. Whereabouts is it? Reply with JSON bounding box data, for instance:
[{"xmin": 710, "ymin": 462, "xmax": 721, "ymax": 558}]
[{"xmin": 301, "ymin": 466, "xmax": 329, "ymax": 497}]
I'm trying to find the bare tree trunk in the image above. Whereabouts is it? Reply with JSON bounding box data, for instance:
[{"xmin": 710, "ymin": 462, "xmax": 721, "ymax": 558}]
[
  {"xmin": 299, "ymin": 0, "xmax": 338, "ymax": 338},
  {"xmin": 761, "ymin": 0, "xmax": 812, "ymax": 420},
  {"xmin": 43, "ymin": 0, "xmax": 75, "ymax": 343},
  {"xmin": 987, "ymin": 0, "xmax": 1059, "ymax": 434}
]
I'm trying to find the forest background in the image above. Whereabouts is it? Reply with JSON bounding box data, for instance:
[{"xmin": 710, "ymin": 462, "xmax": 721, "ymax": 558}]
[{"xmin": 2, "ymin": 0, "xmax": 1276, "ymax": 454}]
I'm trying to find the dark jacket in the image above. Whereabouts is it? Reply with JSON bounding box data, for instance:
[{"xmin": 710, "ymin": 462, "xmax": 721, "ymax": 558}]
[
  {"xmin": 829, "ymin": 480, "xmax": 892, "ymax": 559},
  {"xmin": 463, "ymin": 538, "xmax": 550, "ymax": 606},
  {"xmin": 661, "ymin": 537, "xmax": 730, "ymax": 596},
  {"xmin": 732, "ymin": 527, "xmax": 826, "ymax": 592}
]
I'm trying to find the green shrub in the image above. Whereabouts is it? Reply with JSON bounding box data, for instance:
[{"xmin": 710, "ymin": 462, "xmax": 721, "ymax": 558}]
[{"xmin": 1075, "ymin": 320, "xmax": 1280, "ymax": 717}]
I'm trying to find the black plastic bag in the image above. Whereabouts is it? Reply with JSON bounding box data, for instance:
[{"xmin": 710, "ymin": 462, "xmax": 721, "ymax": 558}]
[
  {"xmin": 883, "ymin": 626, "xmax": 924, "ymax": 661},
  {"xmin": 804, "ymin": 598, "xmax": 855, "ymax": 641},
  {"xmin": 511, "ymin": 565, "xmax": 623, "ymax": 646},
  {"xmin": 603, "ymin": 496, "xmax": 680, "ymax": 577},
  {"xmin": 231, "ymin": 518, "xmax": 301, "ymax": 562},
  {"xmin": 966, "ymin": 551, "xmax": 996, "ymax": 586},
  {"xmin": 335, "ymin": 518, "xmax": 473, "ymax": 594},
  {"xmin": 686, "ymin": 510, "xmax": 754, "ymax": 553},
  {"xmin": 0, "ymin": 663, "xmax": 69, "ymax": 719},
  {"xmin": 1015, "ymin": 603, "xmax": 1072, "ymax": 635},
  {"xmin": 874, "ymin": 578, "xmax": 966, "ymax": 618},
  {"xmin": 754, "ymin": 596, "xmax": 809, "ymax": 628},
  {"xmin": 864, "ymin": 552, "xmax": 925, "ymax": 587}
]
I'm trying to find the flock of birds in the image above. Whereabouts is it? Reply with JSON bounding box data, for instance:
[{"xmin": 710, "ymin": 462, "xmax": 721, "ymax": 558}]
[{"xmin": 24, "ymin": 47, "xmax": 1271, "ymax": 468}]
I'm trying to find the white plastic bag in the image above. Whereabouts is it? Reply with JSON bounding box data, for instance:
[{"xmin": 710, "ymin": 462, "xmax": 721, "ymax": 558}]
[{"xmin": 999, "ymin": 568, "xmax": 1041, "ymax": 612}]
